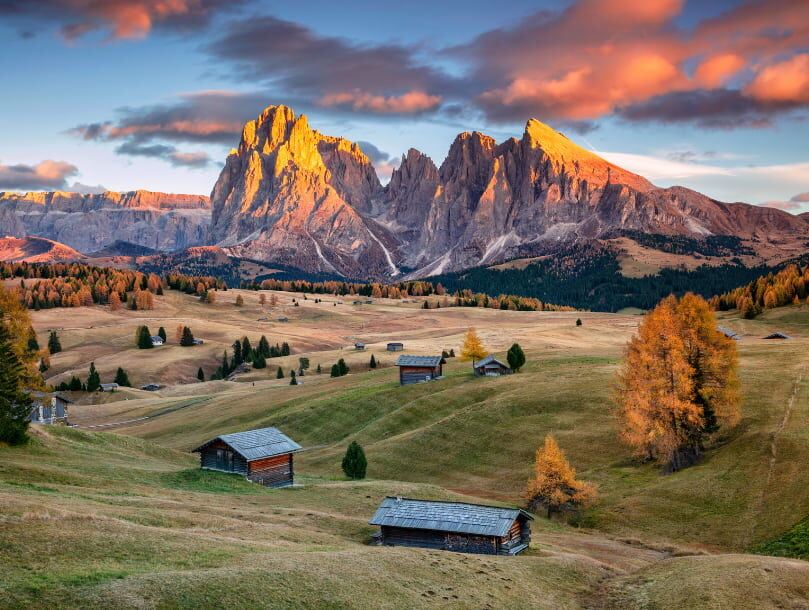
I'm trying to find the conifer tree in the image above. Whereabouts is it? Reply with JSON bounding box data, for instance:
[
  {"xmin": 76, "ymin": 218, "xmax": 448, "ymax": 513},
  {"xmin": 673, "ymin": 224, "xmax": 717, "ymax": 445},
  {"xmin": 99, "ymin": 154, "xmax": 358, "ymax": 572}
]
[
  {"xmin": 252, "ymin": 355, "xmax": 266, "ymax": 369},
  {"xmin": 68, "ymin": 376, "xmax": 83, "ymax": 391},
  {"xmin": 180, "ymin": 326, "xmax": 195, "ymax": 347},
  {"xmin": 197, "ymin": 367, "xmax": 205, "ymax": 381},
  {"xmin": 316, "ymin": 364, "xmax": 322, "ymax": 374},
  {"xmin": 258, "ymin": 335, "xmax": 271, "ymax": 358},
  {"xmin": 369, "ymin": 354, "xmax": 377, "ymax": 369},
  {"xmin": 576, "ymin": 318, "xmax": 582, "ymax": 326},
  {"xmin": 114, "ymin": 367, "xmax": 131, "ymax": 387},
  {"xmin": 341, "ymin": 441, "xmax": 367, "ymax": 479},
  {"xmin": 337, "ymin": 358, "xmax": 349, "ymax": 376},
  {"xmin": 525, "ymin": 435, "xmax": 596, "ymax": 519},
  {"xmin": 26, "ymin": 328, "xmax": 39, "ymax": 353},
  {"xmin": 136, "ymin": 325, "xmax": 153, "ymax": 349},
  {"xmin": 615, "ymin": 293, "xmax": 740, "ymax": 471},
  {"xmin": 48, "ymin": 330, "xmax": 62, "ymax": 354},
  {"xmin": 0, "ymin": 322, "xmax": 32, "ymax": 445},
  {"xmin": 86, "ymin": 362, "xmax": 101, "ymax": 392},
  {"xmin": 276, "ymin": 366, "xmax": 284, "ymax": 379},
  {"xmin": 460, "ymin": 328, "xmax": 487, "ymax": 362},
  {"xmin": 241, "ymin": 337, "xmax": 253, "ymax": 361},
  {"xmin": 157, "ymin": 327, "xmax": 167, "ymax": 342},
  {"xmin": 330, "ymin": 364, "xmax": 339, "ymax": 377},
  {"xmin": 281, "ymin": 342, "xmax": 290, "ymax": 356},
  {"xmin": 289, "ymin": 370, "xmax": 297, "ymax": 385},
  {"xmin": 232, "ymin": 340, "xmax": 243, "ymax": 365},
  {"xmin": 507, "ymin": 343, "xmax": 526, "ymax": 372}
]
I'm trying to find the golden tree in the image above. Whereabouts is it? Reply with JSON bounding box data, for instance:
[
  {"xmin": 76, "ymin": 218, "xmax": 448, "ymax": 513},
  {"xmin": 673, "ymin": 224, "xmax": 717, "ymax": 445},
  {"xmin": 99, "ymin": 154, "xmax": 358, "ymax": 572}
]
[
  {"xmin": 615, "ymin": 293, "xmax": 740, "ymax": 471},
  {"xmin": 459, "ymin": 327, "xmax": 487, "ymax": 362},
  {"xmin": 525, "ymin": 435, "xmax": 596, "ymax": 518}
]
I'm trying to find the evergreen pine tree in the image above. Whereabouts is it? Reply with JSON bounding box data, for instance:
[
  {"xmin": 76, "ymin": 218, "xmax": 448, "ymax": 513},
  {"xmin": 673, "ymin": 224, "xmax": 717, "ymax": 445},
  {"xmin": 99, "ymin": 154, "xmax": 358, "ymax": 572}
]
[
  {"xmin": 507, "ymin": 343, "xmax": 526, "ymax": 372},
  {"xmin": 252, "ymin": 355, "xmax": 266, "ymax": 369},
  {"xmin": 576, "ymin": 318, "xmax": 582, "ymax": 326},
  {"xmin": 337, "ymin": 358, "xmax": 349, "ymax": 376},
  {"xmin": 0, "ymin": 322, "xmax": 33, "ymax": 445},
  {"xmin": 449, "ymin": 349, "xmax": 455, "ymax": 357},
  {"xmin": 114, "ymin": 367, "xmax": 131, "ymax": 386},
  {"xmin": 341, "ymin": 441, "xmax": 367, "ymax": 479},
  {"xmin": 136, "ymin": 325, "xmax": 153, "ymax": 349},
  {"xmin": 276, "ymin": 367, "xmax": 284, "ymax": 379},
  {"xmin": 232, "ymin": 340, "xmax": 243, "ymax": 365},
  {"xmin": 197, "ymin": 367, "xmax": 205, "ymax": 381},
  {"xmin": 86, "ymin": 362, "xmax": 101, "ymax": 392},
  {"xmin": 48, "ymin": 330, "xmax": 62, "ymax": 354},
  {"xmin": 26, "ymin": 328, "xmax": 39, "ymax": 353},
  {"xmin": 289, "ymin": 370, "xmax": 297, "ymax": 385},
  {"xmin": 316, "ymin": 364, "xmax": 322, "ymax": 374},
  {"xmin": 242, "ymin": 337, "xmax": 253, "ymax": 361},
  {"xmin": 281, "ymin": 342, "xmax": 290, "ymax": 356},
  {"xmin": 69, "ymin": 376, "xmax": 83, "ymax": 391},
  {"xmin": 258, "ymin": 335, "xmax": 271, "ymax": 358},
  {"xmin": 158, "ymin": 326, "xmax": 167, "ymax": 342},
  {"xmin": 220, "ymin": 351, "xmax": 231, "ymax": 377},
  {"xmin": 330, "ymin": 364, "xmax": 339, "ymax": 377},
  {"xmin": 369, "ymin": 354, "xmax": 377, "ymax": 369},
  {"xmin": 180, "ymin": 326, "xmax": 195, "ymax": 347}
]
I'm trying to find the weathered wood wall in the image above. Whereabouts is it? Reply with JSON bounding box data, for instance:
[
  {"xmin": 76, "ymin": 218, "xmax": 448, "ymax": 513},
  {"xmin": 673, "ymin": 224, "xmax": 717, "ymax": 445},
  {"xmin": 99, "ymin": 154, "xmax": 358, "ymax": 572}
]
[
  {"xmin": 199, "ymin": 440, "xmax": 249, "ymax": 475},
  {"xmin": 399, "ymin": 366, "xmax": 441, "ymax": 385},
  {"xmin": 380, "ymin": 526, "xmax": 499, "ymax": 555},
  {"xmin": 247, "ymin": 453, "xmax": 294, "ymax": 487}
]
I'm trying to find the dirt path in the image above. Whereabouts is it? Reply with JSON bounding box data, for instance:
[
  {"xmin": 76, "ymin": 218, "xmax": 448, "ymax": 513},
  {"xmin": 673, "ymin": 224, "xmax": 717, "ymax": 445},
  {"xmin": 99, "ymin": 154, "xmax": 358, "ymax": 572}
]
[{"xmin": 73, "ymin": 396, "xmax": 213, "ymax": 429}]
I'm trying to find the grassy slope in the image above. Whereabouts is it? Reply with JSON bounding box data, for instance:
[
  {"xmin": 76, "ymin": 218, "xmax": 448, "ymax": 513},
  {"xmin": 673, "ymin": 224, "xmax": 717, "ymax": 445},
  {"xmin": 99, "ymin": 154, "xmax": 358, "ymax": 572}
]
[
  {"xmin": 1, "ymin": 426, "xmax": 662, "ymax": 608},
  {"xmin": 59, "ymin": 296, "xmax": 809, "ymax": 553}
]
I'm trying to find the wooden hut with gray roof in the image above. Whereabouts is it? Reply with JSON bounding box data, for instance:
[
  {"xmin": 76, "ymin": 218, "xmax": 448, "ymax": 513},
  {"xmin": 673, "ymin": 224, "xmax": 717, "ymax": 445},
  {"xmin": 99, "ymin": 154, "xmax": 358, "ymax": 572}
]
[
  {"xmin": 369, "ymin": 497, "xmax": 532, "ymax": 555},
  {"xmin": 394, "ymin": 355, "xmax": 446, "ymax": 385},
  {"xmin": 192, "ymin": 427, "xmax": 302, "ymax": 487}
]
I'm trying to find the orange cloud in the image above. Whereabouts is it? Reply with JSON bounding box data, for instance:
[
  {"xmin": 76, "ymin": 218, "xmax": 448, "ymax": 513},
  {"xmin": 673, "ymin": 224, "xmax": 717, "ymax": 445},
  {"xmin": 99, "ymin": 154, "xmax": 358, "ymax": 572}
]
[
  {"xmin": 319, "ymin": 90, "xmax": 442, "ymax": 114},
  {"xmin": 695, "ymin": 54, "xmax": 746, "ymax": 87},
  {"xmin": 745, "ymin": 54, "xmax": 809, "ymax": 104}
]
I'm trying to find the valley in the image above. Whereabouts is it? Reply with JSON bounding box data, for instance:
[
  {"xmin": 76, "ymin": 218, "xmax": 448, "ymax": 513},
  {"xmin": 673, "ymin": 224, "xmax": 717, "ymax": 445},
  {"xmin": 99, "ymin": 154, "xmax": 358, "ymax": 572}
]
[{"xmin": 4, "ymin": 284, "xmax": 809, "ymax": 607}]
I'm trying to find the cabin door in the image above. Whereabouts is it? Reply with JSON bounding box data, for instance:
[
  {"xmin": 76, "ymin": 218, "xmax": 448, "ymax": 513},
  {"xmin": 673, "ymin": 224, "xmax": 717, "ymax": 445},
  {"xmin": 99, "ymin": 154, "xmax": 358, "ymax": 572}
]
[{"xmin": 215, "ymin": 448, "xmax": 234, "ymax": 471}]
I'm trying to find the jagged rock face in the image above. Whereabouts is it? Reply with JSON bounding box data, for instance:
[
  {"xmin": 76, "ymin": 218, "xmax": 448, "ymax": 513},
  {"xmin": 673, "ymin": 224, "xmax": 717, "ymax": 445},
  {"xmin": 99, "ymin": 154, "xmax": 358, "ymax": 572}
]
[
  {"xmin": 0, "ymin": 190, "xmax": 210, "ymax": 254},
  {"xmin": 209, "ymin": 105, "xmax": 396, "ymax": 277},
  {"xmin": 377, "ymin": 119, "xmax": 807, "ymax": 275}
]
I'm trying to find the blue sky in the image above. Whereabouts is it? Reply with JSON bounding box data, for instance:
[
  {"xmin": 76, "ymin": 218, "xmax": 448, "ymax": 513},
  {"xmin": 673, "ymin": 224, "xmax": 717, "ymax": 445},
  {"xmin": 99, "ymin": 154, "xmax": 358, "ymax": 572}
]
[{"xmin": 0, "ymin": 0, "xmax": 807, "ymax": 210}]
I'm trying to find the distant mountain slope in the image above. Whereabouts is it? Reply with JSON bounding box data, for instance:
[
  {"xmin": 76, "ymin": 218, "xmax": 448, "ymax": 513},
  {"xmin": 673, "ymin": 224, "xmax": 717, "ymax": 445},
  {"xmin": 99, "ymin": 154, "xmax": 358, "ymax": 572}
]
[
  {"xmin": 0, "ymin": 190, "xmax": 211, "ymax": 254},
  {"xmin": 208, "ymin": 105, "xmax": 808, "ymax": 279},
  {"xmin": 0, "ymin": 235, "xmax": 83, "ymax": 263}
]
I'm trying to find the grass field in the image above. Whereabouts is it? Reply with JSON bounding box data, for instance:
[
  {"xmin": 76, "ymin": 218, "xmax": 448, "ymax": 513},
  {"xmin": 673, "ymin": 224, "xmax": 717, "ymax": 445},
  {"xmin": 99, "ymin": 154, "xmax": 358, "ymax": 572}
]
[{"xmin": 4, "ymin": 288, "xmax": 809, "ymax": 607}]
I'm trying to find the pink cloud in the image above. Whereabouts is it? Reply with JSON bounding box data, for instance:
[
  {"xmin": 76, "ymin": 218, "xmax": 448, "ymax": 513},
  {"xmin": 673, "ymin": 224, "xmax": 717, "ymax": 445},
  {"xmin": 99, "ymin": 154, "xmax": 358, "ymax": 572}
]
[
  {"xmin": 319, "ymin": 90, "xmax": 442, "ymax": 114},
  {"xmin": 745, "ymin": 54, "xmax": 809, "ymax": 104},
  {"xmin": 695, "ymin": 54, "xmax": 746, "ymax": 88}
]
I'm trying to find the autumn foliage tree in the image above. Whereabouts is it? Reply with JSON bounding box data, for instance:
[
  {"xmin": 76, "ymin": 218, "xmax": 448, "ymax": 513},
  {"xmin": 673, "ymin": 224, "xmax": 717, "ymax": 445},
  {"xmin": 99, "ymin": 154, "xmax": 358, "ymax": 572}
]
[
  {"xmin": 525, "ymin": 435, "xmax": 596, "ymax": 519},
  {"xmin": 615, "ymin": 293, "xmax": 740, "ymax": 472},
  {"xmin": 460, "ymin": 328, "xmax": 487, "ymax": 362}
]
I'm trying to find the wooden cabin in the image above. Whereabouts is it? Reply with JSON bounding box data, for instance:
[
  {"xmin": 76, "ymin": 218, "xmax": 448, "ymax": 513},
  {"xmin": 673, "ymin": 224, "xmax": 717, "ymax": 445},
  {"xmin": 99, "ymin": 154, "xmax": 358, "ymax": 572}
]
[
  {"xmin": 387, "ymin": 342, "xmax": 404, "ymax": 352},
  {"xmin": 28, "ymin": 392, "xmax": 71, "ymax": 425},
  {"xmin": 395, "ymin": 355, "xmax": 446, "ymax": 386},
  {"xmin": 717, "ymin": 326, "xmax": 742, "ymax": 340},
  {"xmin": 150, "ymin": 336, "xmax": 164, "ymax": 346},
  {"xmin": 192, "ymin": 427, "xmax": 302, "ymax": 487},
  {"xmin": 100, "ymin": 383, "xmax": 119, "ymax": 392},
  {"xmin": 355, "ymin": 342, "xmax": 366, "ymax": 351},
  {"xmin": 473, "ymin": 355, "xmax": 513, "ymax": 377},
  {"xmin": 370, "ymin": 497, "xmax": 532, "ymax": 555}
]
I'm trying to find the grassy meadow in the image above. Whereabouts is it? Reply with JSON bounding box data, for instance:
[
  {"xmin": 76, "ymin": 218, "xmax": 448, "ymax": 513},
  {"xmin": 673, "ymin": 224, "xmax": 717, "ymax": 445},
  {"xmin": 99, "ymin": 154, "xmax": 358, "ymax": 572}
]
[{"xmin": 3, "ymin": 288, "xmax": 809, "ymax": 607}]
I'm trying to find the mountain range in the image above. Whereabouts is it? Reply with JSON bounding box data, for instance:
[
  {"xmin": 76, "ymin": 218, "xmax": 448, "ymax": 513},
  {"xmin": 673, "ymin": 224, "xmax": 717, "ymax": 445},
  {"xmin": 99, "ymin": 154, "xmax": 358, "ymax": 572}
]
[{"xmin": 1, "ymin": 104, "xmax": 807, "ymax": 279}]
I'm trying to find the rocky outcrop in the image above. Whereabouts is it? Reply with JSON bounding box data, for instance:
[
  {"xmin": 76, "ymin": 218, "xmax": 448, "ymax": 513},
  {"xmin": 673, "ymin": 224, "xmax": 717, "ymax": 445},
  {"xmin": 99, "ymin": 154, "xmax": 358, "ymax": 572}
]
[
  {"xmin": 0, "ymin": 190, "xmax": 211, "ymax": 253},
  {"xmin": 209, "ymin": 105, "xmax": 397, "ymax": 277}
]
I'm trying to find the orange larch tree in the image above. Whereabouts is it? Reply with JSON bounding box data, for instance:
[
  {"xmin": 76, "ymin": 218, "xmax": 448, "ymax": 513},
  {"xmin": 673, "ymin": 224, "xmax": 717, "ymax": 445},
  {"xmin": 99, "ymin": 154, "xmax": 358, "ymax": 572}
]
[
  {"xmin": 459, "ymin": 327, "xmax": 487, "ymax": 362},
  {"xmin": 524, "ymin": 435, "xmax": 596, "ymax": 519}
]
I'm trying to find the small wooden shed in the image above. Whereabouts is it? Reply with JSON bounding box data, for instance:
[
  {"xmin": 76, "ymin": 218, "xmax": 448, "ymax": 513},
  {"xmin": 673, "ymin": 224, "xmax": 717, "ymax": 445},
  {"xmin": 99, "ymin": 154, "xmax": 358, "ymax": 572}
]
[
  {"xmin": 763, "ymin": 332, "xmax": 792, "ymax": 339},
  {"xmin": 100, "ymin": 383, "xmax": 119, "ymax": 392},
  {"xmin": 387, "ymin": 342, "xmax": 404, "ymax": 352},
  {"xmin": 192, "ymin": 427, "xmax": 302, "ymax": 487},
  {"xmin": 370, "ymin": 497, "xmax": 532, "ymax": 555},
  {"xmin": 28, "ymin": 392, "xmax": 72, "ymax": 425},
  {"xmin": 355, "ymin": 342, "xmax": 366, "ymax": 351},
  {"xmin": 473, "ymin": 355, "xmax": 513, "ymax": 377},
  {"xmin": 395, "ymin": 355, "xmax": 446, "ymax": 385}
]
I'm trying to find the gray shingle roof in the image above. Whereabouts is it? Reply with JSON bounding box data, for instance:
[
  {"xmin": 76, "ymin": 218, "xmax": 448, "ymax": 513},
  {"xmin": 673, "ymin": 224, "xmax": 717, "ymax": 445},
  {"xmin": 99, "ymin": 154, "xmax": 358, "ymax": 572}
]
[
  {"xmin": 474, "ymin": 355, "xmax": 509, "ymax": 367},
  {"xmin": 192, "ymin": 427, "xmax": 302, "ymax": 461},
  {"xmin": 369, "ymin": 497, "xmax": 532, "ymax": 537},
  {"xmin": 395, "ymin": 355, "xmax": 445, "ymax": 367},
  {"xmin": 717, "ymin": 326, "xmax": 741, "ymax": 340}
]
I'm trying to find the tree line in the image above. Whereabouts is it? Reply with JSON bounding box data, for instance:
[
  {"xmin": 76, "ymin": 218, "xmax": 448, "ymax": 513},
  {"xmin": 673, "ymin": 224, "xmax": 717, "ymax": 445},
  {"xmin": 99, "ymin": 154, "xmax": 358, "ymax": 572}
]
[{"xmin": 711, "ymin": 262, "xmax": 809, "ymax": 318}]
